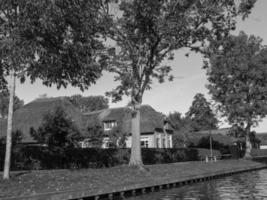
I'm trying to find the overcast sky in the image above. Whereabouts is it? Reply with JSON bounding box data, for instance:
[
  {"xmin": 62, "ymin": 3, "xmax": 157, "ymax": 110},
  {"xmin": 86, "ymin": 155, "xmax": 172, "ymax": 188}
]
[{"xmin": 15, "ymin": 0, "xmax": 267, "ymax": 132}]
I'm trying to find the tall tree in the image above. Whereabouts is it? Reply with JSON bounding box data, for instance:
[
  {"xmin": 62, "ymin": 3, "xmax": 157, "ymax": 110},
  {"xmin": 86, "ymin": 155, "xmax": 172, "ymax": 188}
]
[
  {"xmin": 0, "ymin": 91, "xmax": 24, "ymax": 118},
  {"xmin": 104, "ymin": 0, "xmax": 256, "ymax": 167},
  {"xmin": 168, "ymin": 112, "xmax": 190, "ymax": 131},
  {"xmin": 205, "ymin": 31, "xmax": 267, "ymax": 158},
  {"xmin": 167, "ymin": 112, "xmax": 190, "ymax": 147},
  {"xmin": 67, "ymin": 95, "xmax": 109, "ymax": 113},
  {"xmin": 0, "ymin": 0, "xmax": 107, "ymax": 179},
  {"xmin": 186, "ymin": 93, "xmax": 218, "ymax": 132}
]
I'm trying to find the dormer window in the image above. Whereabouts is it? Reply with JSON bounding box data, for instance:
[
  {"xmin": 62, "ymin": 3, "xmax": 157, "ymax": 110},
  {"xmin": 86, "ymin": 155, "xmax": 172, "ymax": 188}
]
[
  {"xmin": 103, "ymin": 121, "xmax": 117, "ymax": 131},
  {"xmin": 163, "ymin": 121, "xmax": 171, "ymax": 130}
]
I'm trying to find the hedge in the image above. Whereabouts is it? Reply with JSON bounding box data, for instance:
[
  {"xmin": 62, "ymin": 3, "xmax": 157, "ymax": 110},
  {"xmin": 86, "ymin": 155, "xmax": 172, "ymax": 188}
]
[
  {"xmin": 251, "ymin": 149, "xmax": 267, "ymax": 157},
  {"xmin": 0, "ymin": 145, "xmax": 221, "ymax": 171}
]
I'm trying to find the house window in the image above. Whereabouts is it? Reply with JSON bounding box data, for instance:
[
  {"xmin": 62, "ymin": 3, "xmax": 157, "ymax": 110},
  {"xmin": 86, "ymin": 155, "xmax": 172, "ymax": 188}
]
[
  {"xmin": 79, "ymin": 139, "xmax": 91, "ymax": 148},
  {"xmin": 102, "ymin": 137, "xmax": 111, "ymax": 148},
  {"xmin": 156, "ymin": 138, "xmax": 160, "ymax": 148},
  {"xmin": 162, "ymin": 138, "xmax": 166, "ymax": 148},
  {"xmin": 164, "ymin": 122, "xmax": 171, "ymax": 130},
  {"xmin": 103, "ymin": 121, "xmax": 117, "ymax": 131},
  {"xmin": 167, "ymin": 136, "xmax": 171, "ymax": 148},
  {"xmin": 141, "ymin": 137, "xmax": 149, "ymax": 148}
]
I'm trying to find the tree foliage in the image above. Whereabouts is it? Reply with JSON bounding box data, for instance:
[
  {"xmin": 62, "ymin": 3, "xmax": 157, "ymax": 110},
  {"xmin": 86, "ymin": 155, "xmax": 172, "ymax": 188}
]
[
  {"xmin": 0, "ymin": 91, "xmax": 24, "ymax": 118},
  {"xmin": 205, "ymin": 32, "xmax": 267, "ymax": 127},
  {"xmin": 0, "ymin": 0, "xmax": 108, "ymax": 178},
  {"xmin": 105, "ymin": 0, "xmax": 256, "ymax": 104},
  {"xmin": 167, "ymin": 111, "xmax": 191, "ymax": 147},
  {"xmin": 229, "ymin": 124, "xmax": 260, "ymax": 149},
  {"xmin": 0, "ymin": 130, "xmax": 23, "ymax": 146},
  {"xmin": 85, "ymin": 118, "xmax": 105, "ymax": 148},
  {"xmin": 229, "ymin": 123, "xmax": 246, "ymax": 138},
  {"xmin": 102, "ymin": 0, "xmax": 256, "ymax": 166},
  {"xmin": 67, "ymin": 94, "xmax": 109, "ymax": 113},
  {"xmin": 0, "ymin": 62, "xmax": 7, "ymax": 92},
  {"xmin": 0, "ymin": 0, "xmax": 108, "ymax": 89},
  {"xmin": 107, "ymin": 126, "xmax": 128, "ymax": 148},
  {"xmin": 168, "ymin": 112, "xmax": 186, "ymax": 131},
  {"xmin": 205, "ymin": 32, "xmax": 267, "ymax": 157},
  {"xmin": 30, "ymin": 106, "xmax": 82, "ymax": 149},
  {"xmin": 196, "ymin": 136, "xmax": 227, "ymax": 151},
  {"xmin": 186, "ymin": 93, "xmax": 218, "ymax": 131}
]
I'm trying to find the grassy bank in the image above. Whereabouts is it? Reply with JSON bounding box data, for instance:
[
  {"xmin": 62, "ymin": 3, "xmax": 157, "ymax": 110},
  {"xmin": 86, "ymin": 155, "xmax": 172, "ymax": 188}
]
[{"xmin": 0, "ymin": 160, "xmax": 266, "ymax": 199}]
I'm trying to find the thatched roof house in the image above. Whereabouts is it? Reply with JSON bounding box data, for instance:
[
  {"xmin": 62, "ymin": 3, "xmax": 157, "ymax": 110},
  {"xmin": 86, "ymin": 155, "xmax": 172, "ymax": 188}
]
[
  {"xmin": 83, "ymin": 105, "xmax": 169, "ymax": 135},
  {"xmin": 0, "ymin": 97, "xmax": 84, "ymax": 143},
  {"xmin": 0, "ymin": 99, "xmax": 173, "ymax": 148},
  {"xmin": 82, "ymin": 105, "xmax": 173, "ymax": 148}
]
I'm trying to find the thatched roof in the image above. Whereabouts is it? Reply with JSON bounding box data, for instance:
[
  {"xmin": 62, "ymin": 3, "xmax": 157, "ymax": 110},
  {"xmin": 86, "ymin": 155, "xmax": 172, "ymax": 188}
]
[
  {"xmin": 195, "ymin": 128, "xmax": 231, "ymax": 135},
  {"xmin": 83, "ymin": 105, "xmax": 169, "ymax": 135},
  {"xmin": 0, "ymin": 100, "xmax": 172, "ymax": 143},
  {"xmin": 0, "ymin": 97, "xmax": 84, "ymax": 143}
]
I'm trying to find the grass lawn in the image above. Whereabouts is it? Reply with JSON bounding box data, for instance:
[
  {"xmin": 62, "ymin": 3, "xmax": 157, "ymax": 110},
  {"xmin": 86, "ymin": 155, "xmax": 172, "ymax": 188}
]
[{"xmin": 0, "ymin": 160, "xmax": 266, "ymax": 199}]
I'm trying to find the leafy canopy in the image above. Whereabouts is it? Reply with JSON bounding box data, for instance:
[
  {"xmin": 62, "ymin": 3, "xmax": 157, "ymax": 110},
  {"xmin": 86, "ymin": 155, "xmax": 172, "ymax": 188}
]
[
  {"xmin": 168, "ymin": 112, "xmax": 186, "ymax": 131},
  {"xmin": 186, "ymin": 93, "xmax": 218, "ymax": 131},
  {"xmin": 30, "ymin": 106, "xmax": 82, "ymax": 148},
  {"xmin": 0, "ymin": 91, "xmax": 24, "ymax": 118},
  {"xmin": 86, "ymin": 118, "xmax": 105, "ymax": 148},
  {"xmin": 0, "ymin": 0, "xmax": 108, "ymax": 90},
  {"xmin": 105, "ymin": 0, "xmax": 256, "ymax": 104},
  {"xmin": 0, "ymin": 130, "xmax": 23, "ymax": 146},
  {"xmin": 205, "ymin": 31, "xmax": 267, "ymax": 127},
  {"xmin": 167, "ymin": 111, "xmax": 191, "ymax": 147}
]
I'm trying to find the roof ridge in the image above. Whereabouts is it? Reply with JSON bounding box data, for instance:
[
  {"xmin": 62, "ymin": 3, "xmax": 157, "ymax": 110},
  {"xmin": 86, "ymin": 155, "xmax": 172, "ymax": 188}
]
[
  {"xmin": 24, "ymin": 96, "xmax": 67, "ymax": 105},
  {"xmin": 83, "ymin": 104, "xmax": 158, "ymax": 116},
  {"xmin": 83, "ymin": 106, "xmax": 129, "ymax": 115}
]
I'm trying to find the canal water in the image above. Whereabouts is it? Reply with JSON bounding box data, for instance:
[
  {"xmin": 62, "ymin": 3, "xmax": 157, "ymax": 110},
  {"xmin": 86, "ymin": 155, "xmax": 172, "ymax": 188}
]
[{"xmin": 127, "ymin": 169, "xmax": 267, "ymax": 200}]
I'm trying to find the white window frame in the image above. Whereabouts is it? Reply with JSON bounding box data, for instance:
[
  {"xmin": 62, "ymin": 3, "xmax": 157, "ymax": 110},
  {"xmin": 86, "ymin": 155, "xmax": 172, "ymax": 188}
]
[
  {"xmin": 167, "ymin": 135, "xmax": 171, "ymax": 148},
  {"xmin": 156, "ymin": 137, "xmax": 160, "ymax": 148},
  {"xmin": 141, "ymin": 137, "xmax": 149, "ymax": 148},
  {"xmin": 162, "ymin": 138, "xmax": 166, "ymax": 148},
  {"xmin": 103, "ymin": 121, "xmax": 117, "ymax": 131}
]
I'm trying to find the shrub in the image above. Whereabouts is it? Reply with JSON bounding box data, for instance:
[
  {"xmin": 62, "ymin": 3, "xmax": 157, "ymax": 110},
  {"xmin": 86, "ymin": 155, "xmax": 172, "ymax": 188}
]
[
  {"xmin": 30, "ymin": 106, "xmax": 82, "ymax": 149},
  {"xmin": 0, "ymin": 146, "xmax": 221, "ymax": 171}
]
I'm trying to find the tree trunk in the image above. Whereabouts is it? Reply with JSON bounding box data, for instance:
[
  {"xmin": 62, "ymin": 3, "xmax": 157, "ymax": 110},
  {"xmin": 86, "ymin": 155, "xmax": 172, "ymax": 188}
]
[
  {"xmin": 209, "ymin": 129, "xmax": 213, "ymax": 158},
  {"xmin": 3, "ymin": 69, "xmax": 15, "ymax": 179},
  {"xmin": 129, "ymin": 103, "xmax": 143, "ymax": 167},
  {"xmin": 244, "ymin": 123, "xmax": 252, "ymax": 159}
]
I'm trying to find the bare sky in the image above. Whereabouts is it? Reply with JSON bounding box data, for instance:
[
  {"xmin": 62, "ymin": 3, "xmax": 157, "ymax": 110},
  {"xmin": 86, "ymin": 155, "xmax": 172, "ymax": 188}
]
[{"xmin": 15, "ymin": 0, "xmax": 267, "ymax": 132}]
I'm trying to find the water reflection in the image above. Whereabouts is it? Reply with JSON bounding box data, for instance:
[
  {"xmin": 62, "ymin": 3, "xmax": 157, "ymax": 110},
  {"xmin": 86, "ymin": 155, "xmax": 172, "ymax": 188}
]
[{"xmin": 127, "ymin": 169, "xmax": 267, "ymax": 200}]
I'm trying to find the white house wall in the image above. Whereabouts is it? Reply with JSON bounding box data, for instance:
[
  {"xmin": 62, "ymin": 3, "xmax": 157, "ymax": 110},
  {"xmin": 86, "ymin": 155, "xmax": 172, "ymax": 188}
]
[
  {"xmin": 125, "ymin": 136, "xmax": 132, "ymax": 148},
  {"xmin": 260, "ymin": 145, "xmax": 267, "ymax": 150},
  {"xmin": 125, "ymin": 132, "xmax": 173, "ymax": 148}
]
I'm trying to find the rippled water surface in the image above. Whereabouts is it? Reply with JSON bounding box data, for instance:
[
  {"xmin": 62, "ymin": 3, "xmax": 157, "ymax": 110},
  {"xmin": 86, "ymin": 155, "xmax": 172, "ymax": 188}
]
[{"xmin": 127, "ymin": 169, "xmax": 267, "ymax": 200}]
